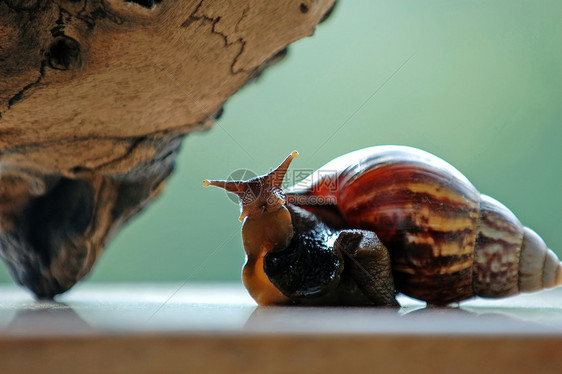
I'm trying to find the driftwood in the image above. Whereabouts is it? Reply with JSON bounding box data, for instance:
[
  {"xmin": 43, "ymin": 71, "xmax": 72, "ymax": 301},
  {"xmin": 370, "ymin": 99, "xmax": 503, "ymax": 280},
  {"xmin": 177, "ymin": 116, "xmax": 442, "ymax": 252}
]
[{"xmin": 0, "ymin": 0, "xmax": 336, "ymax": 298}]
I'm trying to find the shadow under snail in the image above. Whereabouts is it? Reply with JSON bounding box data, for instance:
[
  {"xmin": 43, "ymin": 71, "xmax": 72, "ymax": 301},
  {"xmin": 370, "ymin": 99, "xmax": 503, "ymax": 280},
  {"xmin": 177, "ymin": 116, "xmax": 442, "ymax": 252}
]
[{"xmin": 203, "ymin": 146, "xmax": 561, "ymax": 306}]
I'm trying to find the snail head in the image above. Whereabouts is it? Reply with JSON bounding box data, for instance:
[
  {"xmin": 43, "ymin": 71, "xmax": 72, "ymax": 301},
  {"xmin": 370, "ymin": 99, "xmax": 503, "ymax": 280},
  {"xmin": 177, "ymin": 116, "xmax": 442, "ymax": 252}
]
[{"xmin": 203, "ymin": 151, "xmax": 299, "ymax": 222}]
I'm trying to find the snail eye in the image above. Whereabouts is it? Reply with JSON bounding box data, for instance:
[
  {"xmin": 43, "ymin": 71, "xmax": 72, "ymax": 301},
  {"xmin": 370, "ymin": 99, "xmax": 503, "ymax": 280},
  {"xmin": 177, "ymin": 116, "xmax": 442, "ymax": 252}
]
[{"xmin": 259, "ymin": 203, "xmax": 267, "ymax": 211}]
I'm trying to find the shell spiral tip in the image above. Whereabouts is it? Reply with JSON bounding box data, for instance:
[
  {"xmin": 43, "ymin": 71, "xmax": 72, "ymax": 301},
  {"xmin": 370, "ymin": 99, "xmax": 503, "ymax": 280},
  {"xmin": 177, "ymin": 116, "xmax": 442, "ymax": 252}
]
[{"xmin": 556, "ymin": 263, "xmax": 562, "ymax": 287}]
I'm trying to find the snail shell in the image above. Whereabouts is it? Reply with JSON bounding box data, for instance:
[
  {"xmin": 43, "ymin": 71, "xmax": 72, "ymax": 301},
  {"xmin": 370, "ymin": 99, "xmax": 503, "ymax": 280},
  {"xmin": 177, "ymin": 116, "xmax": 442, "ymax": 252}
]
[{"xmin": 286, "ymin": 145, "xmax": 561, "ymax": 304}]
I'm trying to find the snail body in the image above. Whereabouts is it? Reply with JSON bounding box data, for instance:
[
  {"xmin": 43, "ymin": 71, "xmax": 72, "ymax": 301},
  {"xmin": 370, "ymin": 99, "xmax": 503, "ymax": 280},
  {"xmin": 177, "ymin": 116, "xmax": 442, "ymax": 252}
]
[{"xmin": 204, "ymin": 146, "xmax": 561, "ymax": 306}]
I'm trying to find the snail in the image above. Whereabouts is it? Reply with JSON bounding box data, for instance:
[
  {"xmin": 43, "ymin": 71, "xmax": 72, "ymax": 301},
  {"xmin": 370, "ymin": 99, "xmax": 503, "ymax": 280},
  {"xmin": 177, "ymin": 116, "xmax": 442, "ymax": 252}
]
[{"xmin": 203, "ymin": 146, "xmax": 561, "ymax": 306}]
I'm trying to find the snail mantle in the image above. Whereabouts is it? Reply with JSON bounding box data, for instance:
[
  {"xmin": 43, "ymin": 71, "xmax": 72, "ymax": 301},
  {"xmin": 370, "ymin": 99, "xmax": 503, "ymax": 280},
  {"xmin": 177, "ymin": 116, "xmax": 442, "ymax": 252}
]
[{"xmin": 0, "ymin": 0, "xmax": 337, "ymax": 299}]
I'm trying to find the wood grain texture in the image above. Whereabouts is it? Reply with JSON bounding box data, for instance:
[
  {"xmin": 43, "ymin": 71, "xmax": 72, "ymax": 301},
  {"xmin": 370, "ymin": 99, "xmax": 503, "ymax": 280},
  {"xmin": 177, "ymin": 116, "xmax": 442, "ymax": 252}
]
[
  {"xmin": 2, "ymin": 335, "xmax": 562, "ymax": 374},
  {"xmin": 0, "ymin": 0, "xmax": 336, "ymax": 298},
  {"xmin": 1, "ymin": 284, "xmax": 561, "ymax": 374}
]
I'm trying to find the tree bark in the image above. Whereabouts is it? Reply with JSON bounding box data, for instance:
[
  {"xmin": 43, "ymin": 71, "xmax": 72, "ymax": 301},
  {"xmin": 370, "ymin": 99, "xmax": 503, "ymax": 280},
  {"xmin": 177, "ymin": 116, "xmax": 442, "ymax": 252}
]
[{"xmin": 0, "ymin": 0, "xmax": 336, "ymax": 298}]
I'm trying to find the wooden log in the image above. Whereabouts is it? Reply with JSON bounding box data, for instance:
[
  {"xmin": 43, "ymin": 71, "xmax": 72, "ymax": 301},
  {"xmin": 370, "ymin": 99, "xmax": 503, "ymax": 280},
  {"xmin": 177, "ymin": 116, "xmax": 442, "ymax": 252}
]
[{"xmin": 0, "ymin": 0, "xmax": 336, "ymax": 298}]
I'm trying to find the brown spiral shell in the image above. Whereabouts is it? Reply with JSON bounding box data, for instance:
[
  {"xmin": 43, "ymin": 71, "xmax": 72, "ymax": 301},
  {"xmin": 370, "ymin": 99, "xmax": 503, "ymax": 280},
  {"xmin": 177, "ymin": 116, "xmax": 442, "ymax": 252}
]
[{"xmin": 286, "ymin": 146, "xmax": 561, "ymax": 304}]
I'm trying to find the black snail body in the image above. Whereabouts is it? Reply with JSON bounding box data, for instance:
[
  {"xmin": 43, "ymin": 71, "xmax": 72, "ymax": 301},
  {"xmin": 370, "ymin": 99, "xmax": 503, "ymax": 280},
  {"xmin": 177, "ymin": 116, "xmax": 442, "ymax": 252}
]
[{"xmin": 204, "ymin": 146, "xmax": 561, "ymax": 306}]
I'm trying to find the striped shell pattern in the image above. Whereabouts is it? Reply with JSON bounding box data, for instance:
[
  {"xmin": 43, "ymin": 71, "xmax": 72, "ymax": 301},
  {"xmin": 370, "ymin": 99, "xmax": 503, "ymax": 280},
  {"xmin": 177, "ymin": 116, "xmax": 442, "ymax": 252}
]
[{"xmin": 286, "ymin": 146, "xmax": 562, "ymax": 304}]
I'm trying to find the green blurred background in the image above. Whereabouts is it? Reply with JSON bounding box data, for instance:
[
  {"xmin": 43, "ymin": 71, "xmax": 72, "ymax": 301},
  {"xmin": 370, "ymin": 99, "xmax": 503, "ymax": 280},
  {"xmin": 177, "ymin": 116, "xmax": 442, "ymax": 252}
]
[{"xmin": 1, "ymin": 0, "xmax": 560, "ymax": 285}]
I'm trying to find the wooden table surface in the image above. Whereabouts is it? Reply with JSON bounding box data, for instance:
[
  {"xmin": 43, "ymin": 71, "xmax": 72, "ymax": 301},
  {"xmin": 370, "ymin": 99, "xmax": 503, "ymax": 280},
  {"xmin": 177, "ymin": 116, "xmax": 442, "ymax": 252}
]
[{"xmin": 1, "ymin": 283, "xmax": 561, "ymax": 373}]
